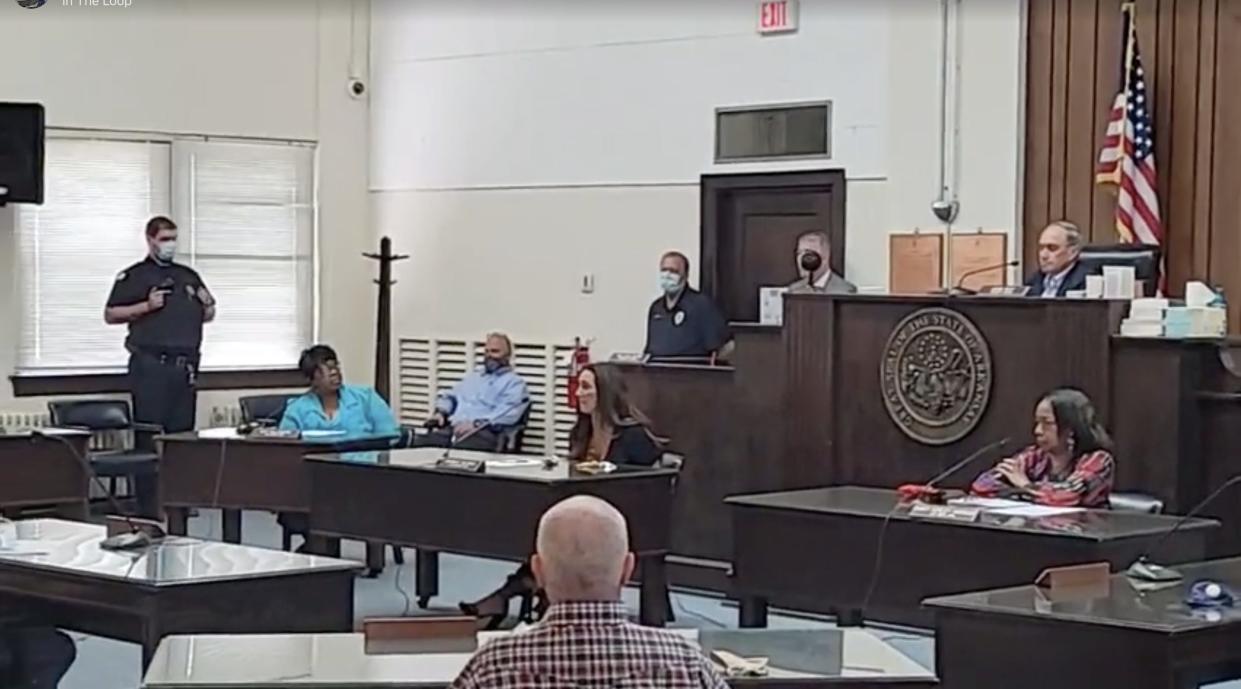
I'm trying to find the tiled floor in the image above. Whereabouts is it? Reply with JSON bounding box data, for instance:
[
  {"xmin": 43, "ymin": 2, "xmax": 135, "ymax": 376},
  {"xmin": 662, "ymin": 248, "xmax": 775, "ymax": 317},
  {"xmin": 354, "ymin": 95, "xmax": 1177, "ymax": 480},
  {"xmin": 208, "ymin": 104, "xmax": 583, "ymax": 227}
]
[{"xmin": 53, "ymin": 509, "xmax": 1235, "ymax": 689}]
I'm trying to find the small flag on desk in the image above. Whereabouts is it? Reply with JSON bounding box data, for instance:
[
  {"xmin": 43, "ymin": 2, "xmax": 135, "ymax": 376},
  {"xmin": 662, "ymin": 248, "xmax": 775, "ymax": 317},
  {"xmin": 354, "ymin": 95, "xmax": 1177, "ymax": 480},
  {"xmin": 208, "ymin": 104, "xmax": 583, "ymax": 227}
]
[{"xmin": 1096, "ymin": 2, "xmax": 1164, "ymax": 293}]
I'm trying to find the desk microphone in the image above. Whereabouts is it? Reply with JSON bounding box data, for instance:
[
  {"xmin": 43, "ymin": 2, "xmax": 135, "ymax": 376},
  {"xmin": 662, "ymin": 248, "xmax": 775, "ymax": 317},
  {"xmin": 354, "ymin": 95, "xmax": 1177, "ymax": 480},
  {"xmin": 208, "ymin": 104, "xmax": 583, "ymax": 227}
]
[
  {"xmin": 440, "ymin": 398, "xmax": 531, "ymax": 460},
  {"xmin": 862, "ymin": 437, "xmax": 1011, "ymax": 619},
  {"xmin": 32, "ymin": 429, "xmax": 165, "ymax": 551},
  {"xmin": 897, "ymin": 437, "xmax": 1012, "ymax": 503},
  {"xmin": 950, "ymin": 260, "xmax": 1020, "ymax": 296},
  {"xmin": 1126, "ymin": 474, "xmax": 1241, "ymax": 583}
]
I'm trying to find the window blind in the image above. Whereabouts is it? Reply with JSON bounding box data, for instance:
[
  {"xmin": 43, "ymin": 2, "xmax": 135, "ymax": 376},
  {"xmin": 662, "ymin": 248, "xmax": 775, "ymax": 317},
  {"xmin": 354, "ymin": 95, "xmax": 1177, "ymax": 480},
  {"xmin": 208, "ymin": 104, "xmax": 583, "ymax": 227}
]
[
  {"xmin": 15, "ymin": 135, "xmax": 317, "ymax": 375},
  {"xmin": 16, "ymin": 139, "xmax": 171, "ymax": 372},
  {"xmin": 172, "ymin": 140, "xmax": 316, "ymax": 370}
]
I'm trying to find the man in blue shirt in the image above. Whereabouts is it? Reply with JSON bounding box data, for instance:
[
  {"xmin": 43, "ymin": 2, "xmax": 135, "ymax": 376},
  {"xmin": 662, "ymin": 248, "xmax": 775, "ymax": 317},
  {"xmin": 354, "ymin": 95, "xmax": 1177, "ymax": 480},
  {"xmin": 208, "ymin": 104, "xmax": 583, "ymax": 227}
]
[
  {"xmin": 418, "ymin": 333, "xmax": 530, "ymax": 451},
  {"xmin": 279, "ymin": 344, "xmax": 401, "ymax": 439}
]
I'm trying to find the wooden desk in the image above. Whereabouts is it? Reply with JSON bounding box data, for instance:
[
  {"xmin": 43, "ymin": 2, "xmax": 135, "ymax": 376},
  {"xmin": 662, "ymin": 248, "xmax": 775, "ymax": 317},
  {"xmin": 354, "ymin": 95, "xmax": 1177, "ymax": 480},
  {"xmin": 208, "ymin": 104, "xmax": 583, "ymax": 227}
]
[
  {"xmin": 0, "ymin": 430, "xmax": 90, "ymax": 519},
  {"xmin": 0, "ymin": 519, "xmax": 359, "ymax": 668},
  {"xmin": 143, "ymin": 628, "xmax": 936, "ymax": 689},
  {"xmin": 159, "ymin": 431, "xmax": 397, "ymax": 543},
  {"xmin": 926, "ymin": 558, "xmax": 1241, "ymax": 689},
  {"xmin": 612, "ymin": 323, "xmax": 784, "ymax": 589},
  {"xmin": 728, "ymin": 486, "xmax": 1216, "ymax": 628},
  {"xmin": 619, "ymin": 296, "xmax": 1241, "ymax": 592},
  {"xmin": 304, "ymin": 448, "xmax": 677, "ymax": 626}
]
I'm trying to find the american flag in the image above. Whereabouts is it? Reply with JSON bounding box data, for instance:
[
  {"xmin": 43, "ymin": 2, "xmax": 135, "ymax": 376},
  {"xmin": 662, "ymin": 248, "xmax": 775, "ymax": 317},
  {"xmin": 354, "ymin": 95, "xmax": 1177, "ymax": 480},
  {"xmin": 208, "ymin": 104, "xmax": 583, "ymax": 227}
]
[{"xmin": 1096, "ymin": 2, "xmax": 1163, "ymax": 253}]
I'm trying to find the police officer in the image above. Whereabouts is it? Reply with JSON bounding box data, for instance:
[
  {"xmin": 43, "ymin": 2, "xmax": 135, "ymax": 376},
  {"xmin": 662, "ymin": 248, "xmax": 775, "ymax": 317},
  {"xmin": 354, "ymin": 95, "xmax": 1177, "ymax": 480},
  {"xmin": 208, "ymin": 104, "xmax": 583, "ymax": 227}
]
[
  {"xmin": 643, "ymin": 251, "xmax": 732, "ymax": 361},
  {"xmin": 105, "ymin": 216, "xmax": 215, "ymax": 436}
]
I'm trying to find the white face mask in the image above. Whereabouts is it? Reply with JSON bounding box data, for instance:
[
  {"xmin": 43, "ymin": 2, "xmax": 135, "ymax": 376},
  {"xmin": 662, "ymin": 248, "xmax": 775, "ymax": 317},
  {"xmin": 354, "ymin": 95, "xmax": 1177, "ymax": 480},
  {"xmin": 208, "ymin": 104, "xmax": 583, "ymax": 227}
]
[
  {"xmin": 659, "ymin": 270, "xmax": 684, "ymax": 295},
  {"xmin": 154, "ymin": 239, "xmax": 177, "ymax": 262}
]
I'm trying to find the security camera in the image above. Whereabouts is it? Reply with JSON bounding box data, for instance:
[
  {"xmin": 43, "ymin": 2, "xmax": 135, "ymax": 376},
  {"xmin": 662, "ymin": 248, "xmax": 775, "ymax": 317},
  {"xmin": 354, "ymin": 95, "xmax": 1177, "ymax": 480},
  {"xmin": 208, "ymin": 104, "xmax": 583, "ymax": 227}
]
[
  {"xmin": 347, "ymin": 79, "xmax": 367, "ymax": 99},
  {"xmin": 931, "ymin": 199, "xmax": 959, "ymax": 224}
]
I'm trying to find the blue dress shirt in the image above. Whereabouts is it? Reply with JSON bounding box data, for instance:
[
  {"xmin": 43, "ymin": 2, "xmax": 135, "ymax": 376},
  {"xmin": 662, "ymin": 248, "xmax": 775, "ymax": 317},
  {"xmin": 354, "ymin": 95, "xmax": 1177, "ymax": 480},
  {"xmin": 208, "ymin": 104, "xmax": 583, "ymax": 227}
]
[
  {"xmin": 279, "ymin": 384, "xmax": 400, "ymax": 437},
  {"xmin": 436, "ymin": 366, "xmax": 529, "ymax": 426}
]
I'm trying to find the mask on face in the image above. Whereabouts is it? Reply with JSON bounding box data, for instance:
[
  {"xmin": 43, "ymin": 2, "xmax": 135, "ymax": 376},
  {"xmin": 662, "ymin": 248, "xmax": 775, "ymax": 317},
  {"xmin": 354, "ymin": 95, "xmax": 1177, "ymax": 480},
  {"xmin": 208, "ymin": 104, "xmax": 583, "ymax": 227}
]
[
  {"xmin": 155, "ymin": 240, "xmax": 177, "ymax": 262},
  {"xmin": 659, "ymin": 270, "xmax": 684, "ymax": 295},
  {"xmin": 483, "ymin": 356, "xmax": 506, "ymax": 373},
  {"xmin": 799, "ymin": 250, "xmax": 824, "ymax": 275}
]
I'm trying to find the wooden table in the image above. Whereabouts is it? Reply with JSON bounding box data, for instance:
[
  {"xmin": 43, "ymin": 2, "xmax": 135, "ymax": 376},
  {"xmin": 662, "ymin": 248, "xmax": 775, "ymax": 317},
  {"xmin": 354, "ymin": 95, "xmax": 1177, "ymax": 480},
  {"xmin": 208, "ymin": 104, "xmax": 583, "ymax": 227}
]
[
  {"xmin": 143, "ymin": 628, "xmax": 936, "ymax": 689},
  {"xmin": 305, "ymin": 448, "xmax": 678, "ymax": 626},
  {"xmin": 0, "ymin": 519, "xmax": 360, "ymax": 668},
  {"xmin": 159, "ymin": 430, "xmax": 396, "ymax": 549},
  {"xmin": 926, "ymin": 558, "xmax": 1241, "ymax": 689},
  {"xmin": 0, "ymin": 430, "xmax": 90, "ymax": 519},
  {"xmin": 728, "ymin": 486, "xmax": 1217, "ymax": 628}
]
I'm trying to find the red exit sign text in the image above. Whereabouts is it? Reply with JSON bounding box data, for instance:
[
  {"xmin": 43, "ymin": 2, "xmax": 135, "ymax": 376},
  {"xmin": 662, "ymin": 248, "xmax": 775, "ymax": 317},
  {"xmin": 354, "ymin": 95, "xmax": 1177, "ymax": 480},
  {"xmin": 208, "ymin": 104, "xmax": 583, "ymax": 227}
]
[{"xmin": 758, "ymin": 0, "xmax": 799, "ymax": 35}]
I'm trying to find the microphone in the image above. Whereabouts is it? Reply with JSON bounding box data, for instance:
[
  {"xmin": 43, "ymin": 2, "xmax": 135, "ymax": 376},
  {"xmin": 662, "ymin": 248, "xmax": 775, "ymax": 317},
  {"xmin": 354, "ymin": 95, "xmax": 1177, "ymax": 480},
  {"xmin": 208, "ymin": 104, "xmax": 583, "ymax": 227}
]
[
  {"xmin": 861, "ymin": 436, "xmax": 1011, "ymax": 619},
  {"xmin": 440, "ymin": 397, "xmax": 531, "ymax": 460},
  {"xmin": 897, "ymin": 437, "xmax": 1012, "ymax": 503},
  {"xmin": 1125, "ymin": 474, "xmax": 1241, "ymax": 583},
  {"xmin": 951, "ymin": 260, "xmax": 1020, "ymax": 295},
  {"xmin": 31, "ymin": 429, "xmax": 165, "ymax": 550}
]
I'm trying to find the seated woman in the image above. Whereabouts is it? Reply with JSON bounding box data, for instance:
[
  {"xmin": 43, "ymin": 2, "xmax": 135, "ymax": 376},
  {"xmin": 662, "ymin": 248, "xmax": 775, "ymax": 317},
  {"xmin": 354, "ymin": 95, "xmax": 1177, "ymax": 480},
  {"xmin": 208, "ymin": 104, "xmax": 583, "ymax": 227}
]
[
  {"xmin": 277, "ymin": 345, "xmax": 401, "ymax": 552},
  {"xmin": 280, "ymin": 344, "xmax": 400, "ymax": 438},
  {"xmin": 971, "ymin": 388, "xmax": 1115, "ymax": 508},
  {"xmin": 458, "ymin": 363, "xmax": 665, "ymax": 627}
]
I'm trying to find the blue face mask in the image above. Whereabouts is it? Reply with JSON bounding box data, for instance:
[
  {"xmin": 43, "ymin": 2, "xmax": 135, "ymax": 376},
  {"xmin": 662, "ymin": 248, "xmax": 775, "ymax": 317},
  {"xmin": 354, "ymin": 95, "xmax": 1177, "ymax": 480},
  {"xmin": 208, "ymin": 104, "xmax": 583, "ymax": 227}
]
[
  {"xmin": 483, "ymin": 356, "xmax": 506, "ymax": 373},
  {"xmin": 659, "ymin": 270, "xmax": 684, "ymax": 295}
]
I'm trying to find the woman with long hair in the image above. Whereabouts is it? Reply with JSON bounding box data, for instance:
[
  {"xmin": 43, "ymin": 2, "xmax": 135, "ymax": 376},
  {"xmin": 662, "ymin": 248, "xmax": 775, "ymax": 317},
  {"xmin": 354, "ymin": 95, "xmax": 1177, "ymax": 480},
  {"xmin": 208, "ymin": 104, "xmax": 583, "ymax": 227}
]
[
  {"xmin": 971, "ymin": 388, "xmax": 1115, "ymax": 507},
  {"xmin": 458, "ymin": 364, "xmax": 665, "ymax": 627}
]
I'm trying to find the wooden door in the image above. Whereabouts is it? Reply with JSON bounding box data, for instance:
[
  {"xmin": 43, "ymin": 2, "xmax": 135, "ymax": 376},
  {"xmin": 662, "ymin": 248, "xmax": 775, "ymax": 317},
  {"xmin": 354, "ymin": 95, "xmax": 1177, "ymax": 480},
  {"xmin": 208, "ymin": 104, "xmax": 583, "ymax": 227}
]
[{"xmin": 701, "ymin": 170, "xmax": 847, "ymax": 322}]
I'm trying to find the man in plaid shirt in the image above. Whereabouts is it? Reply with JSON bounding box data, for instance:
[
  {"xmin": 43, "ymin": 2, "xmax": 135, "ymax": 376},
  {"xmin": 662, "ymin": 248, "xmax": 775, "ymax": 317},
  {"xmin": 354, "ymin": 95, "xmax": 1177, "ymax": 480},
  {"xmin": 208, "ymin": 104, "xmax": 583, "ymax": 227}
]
[{"xmin": 451, "ymin": 496, "xmax": 728, "ymax": 689}]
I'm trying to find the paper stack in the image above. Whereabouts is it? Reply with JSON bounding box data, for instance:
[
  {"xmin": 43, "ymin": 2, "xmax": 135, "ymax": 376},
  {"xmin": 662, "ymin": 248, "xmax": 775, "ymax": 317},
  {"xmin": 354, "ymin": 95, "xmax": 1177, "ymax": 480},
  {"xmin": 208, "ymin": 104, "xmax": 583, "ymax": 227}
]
[{"xmin": 1120, "ymin": 298, "xmax": 1168, "ymax": 337}]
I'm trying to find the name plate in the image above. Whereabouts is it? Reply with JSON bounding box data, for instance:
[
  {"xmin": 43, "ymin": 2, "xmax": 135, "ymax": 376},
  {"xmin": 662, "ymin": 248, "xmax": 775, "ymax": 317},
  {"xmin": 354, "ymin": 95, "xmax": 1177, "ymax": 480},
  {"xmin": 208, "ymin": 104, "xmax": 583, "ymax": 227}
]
[
  {"xmin": 435, "ymin": 457, "xmax": 486, "ymax": 473},
  {"xmin": 908, "ymin": 503, "xmax": 981, "ymax": 523}
]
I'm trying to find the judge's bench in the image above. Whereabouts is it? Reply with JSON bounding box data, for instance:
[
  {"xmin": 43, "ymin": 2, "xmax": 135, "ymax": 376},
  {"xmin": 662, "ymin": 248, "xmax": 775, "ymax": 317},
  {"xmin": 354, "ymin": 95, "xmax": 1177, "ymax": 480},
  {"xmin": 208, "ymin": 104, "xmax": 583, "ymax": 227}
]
[{"xmin": 611, "ymin": 293, "xmax": 1241, "ymax": 591}]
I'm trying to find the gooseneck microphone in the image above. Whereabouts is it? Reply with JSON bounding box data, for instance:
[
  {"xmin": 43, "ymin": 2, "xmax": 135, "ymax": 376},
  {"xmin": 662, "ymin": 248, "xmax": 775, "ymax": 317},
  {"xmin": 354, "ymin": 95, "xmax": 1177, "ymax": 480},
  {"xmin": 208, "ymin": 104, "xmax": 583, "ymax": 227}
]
[
  {"xmin": 897, "ymin": 437, "xmax": 1013, "ymax": 502},
  {"xmin": 1126, "ymin": 474, "xmax": 1241, "ymax": 583},
  {"xmin": 952, "ymin": 260, "xmax": 1020, "ymax": 295},
  {"xmin": 32, "ymin": 429, "xmax": 164, "ymax": 550}
]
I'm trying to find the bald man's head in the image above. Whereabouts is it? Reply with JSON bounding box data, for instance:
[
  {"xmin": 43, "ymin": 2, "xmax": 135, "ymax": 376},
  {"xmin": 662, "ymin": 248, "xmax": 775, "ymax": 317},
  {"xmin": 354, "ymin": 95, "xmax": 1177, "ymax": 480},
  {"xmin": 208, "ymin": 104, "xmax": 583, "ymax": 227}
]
[{"xmin": 531, "ymin": 496, "xmax": 635, "ymax": 603}]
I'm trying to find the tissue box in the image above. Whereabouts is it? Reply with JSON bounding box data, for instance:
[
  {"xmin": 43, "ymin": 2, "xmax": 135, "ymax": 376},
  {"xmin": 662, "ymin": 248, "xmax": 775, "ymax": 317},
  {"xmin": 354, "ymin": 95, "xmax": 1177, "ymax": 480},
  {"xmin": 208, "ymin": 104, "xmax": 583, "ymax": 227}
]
[
  {"xmin": 1163, "ymin": 306, "xmax": 1226, "ymax": 338},
  {"xmin": 1120, "ymin": 318, "xmax": 1164, "ymax": 338},
  {"xmin": 1129, "ymin": 298, "xmax": 1169, "ymax": 321}
]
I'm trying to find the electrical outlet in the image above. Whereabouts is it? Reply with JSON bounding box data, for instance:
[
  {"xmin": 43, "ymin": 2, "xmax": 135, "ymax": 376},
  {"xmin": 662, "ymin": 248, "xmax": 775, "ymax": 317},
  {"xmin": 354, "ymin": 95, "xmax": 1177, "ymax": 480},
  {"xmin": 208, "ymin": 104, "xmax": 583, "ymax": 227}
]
[{"xmin": 581, "ymin": 274, "xmax": 595, "ymax": 294}]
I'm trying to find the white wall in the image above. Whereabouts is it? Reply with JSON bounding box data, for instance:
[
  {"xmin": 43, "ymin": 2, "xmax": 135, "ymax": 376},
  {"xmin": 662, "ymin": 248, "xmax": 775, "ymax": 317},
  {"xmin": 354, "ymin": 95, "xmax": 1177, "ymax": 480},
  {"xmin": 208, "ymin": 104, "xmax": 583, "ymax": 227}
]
[
  {"xmin": 0, "ymin": 0, "xmax": 373, "ymax": 416},
  {"xmin": 372, "ymin": 0, "xmax": 1025, "ymax": 358}
]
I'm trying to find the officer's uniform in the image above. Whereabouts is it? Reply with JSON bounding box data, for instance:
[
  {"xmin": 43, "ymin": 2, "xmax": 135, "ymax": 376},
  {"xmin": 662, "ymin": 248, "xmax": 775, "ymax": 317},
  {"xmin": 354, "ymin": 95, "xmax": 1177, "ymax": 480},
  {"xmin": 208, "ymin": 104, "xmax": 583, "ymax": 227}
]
[
  {"xmin": 643, "ymin": 287, "xmax": 731, "ymax": 359},
  {"xmin": 107, "ymin": 257, "xmax": 211, "ymax": 434}
]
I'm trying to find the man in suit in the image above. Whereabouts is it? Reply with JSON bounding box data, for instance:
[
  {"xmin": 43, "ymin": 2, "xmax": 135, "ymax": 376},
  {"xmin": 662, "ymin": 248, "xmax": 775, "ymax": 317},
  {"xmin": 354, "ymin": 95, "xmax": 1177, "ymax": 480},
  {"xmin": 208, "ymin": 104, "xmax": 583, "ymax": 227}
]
[
  {"xmin": 1024, "ymin": 221, "xmax": 1090, "ymax": 298},
  {"xmin": 787, "ymin": 231, "xmax": 857, "ymax": 295}
]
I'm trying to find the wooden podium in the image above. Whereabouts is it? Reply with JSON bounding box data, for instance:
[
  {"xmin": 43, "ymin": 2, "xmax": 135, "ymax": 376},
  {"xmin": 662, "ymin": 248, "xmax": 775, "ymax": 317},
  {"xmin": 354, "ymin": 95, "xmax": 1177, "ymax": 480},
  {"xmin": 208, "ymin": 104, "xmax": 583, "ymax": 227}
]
[{"xmin": 616, "ymin": 294, "xmax": 1241, "ymax": 587}]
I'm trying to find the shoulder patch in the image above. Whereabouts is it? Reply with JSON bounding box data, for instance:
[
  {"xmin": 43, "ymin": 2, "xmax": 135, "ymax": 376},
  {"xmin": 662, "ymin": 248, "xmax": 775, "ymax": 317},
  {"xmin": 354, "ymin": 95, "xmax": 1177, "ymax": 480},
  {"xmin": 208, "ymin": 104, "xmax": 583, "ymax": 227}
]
[{"xmin": 115, "ymin": 271, "xmax": 128, "ymax": 282}]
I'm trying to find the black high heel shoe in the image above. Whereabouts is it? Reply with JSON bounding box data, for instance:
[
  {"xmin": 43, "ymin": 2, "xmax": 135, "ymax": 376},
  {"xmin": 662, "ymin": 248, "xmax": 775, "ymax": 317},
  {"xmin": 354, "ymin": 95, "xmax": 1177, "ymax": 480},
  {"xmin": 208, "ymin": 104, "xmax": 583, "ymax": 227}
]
[
  {"xmin": 459, "ymin": 598, "xmax": 508, "ymax": 630},
  {"xmin": 459, "ymin": 568, "xmax": 536, "ymax": 629}
]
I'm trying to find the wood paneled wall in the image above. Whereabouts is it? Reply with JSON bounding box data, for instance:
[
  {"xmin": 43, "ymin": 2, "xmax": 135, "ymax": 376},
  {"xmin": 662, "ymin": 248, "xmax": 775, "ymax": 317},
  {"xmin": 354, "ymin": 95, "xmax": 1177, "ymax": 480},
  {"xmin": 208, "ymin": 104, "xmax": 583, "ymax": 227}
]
[{"xmin": 1024, "ymin": 0, "xmax": 1241, "ymax": 323}]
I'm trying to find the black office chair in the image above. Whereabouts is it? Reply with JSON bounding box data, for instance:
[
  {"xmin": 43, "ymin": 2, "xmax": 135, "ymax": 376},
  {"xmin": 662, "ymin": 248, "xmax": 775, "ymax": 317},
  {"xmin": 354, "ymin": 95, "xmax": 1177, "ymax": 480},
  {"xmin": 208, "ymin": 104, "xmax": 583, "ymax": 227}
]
[
  {"xmin": 239, "ymin": 394, "xmax": 296, "ymax": 426},
  {"xmin": 1078, "ymin": 243, "xmax": 1162, "ymax": 297},
  {"xmin": 495, "ymin": 402, "xmax": 533, "ymax": 453},
  {"xmin": 1109, "ymin": 492, "xmax": 1165, "ymax": 514},
  {"xmin": 47, "ymin": 400, "xmax": 162, "ymax": 517}
]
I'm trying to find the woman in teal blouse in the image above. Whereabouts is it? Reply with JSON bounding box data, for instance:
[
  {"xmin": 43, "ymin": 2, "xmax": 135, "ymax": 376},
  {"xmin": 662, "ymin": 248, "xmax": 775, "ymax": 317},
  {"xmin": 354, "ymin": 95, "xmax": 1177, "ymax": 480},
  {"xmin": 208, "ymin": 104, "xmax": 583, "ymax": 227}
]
[{"xmin": 279, "ymin": 344, "xmax": 400, "ymax": 438}]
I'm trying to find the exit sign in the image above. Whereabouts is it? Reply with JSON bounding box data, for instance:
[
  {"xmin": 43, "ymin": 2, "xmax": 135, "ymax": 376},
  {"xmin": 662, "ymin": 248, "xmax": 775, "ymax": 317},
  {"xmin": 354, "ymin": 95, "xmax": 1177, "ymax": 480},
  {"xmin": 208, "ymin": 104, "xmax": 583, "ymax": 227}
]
[{"xmin": 758, "ymin": 0, "xmax": 798, "ymax": 34}]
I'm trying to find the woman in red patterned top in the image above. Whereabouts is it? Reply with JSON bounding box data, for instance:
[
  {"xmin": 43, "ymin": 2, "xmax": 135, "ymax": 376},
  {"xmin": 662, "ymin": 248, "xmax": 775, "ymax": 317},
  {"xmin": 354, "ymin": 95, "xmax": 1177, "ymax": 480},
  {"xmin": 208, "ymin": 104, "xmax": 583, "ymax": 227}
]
[{"xmin": 971, "ymin": 388, "xmax": 1116, "ymax": 508}]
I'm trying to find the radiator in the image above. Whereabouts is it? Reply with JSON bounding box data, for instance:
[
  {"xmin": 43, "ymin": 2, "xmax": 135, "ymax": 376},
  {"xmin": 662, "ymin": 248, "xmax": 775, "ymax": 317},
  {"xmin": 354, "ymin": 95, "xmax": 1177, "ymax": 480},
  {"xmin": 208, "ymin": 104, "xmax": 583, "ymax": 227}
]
[
  {"xmin": 0, "ymin": 411, "xmax": 50, "ymax": 430},
  {"xmin": 1, "ymin": 410, "xmax": 124, "ymax": 451},
  {"xmin": 209, "ymin": 406, "xmax": 244, "ymax": 428}
]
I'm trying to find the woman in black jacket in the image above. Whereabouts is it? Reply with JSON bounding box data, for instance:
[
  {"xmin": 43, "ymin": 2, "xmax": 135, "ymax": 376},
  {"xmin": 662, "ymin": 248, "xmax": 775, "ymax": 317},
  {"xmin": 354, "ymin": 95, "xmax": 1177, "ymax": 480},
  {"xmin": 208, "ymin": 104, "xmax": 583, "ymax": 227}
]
[{"xmin": 458, "ymin": 364, "xmax": 665, "ymax": 627}]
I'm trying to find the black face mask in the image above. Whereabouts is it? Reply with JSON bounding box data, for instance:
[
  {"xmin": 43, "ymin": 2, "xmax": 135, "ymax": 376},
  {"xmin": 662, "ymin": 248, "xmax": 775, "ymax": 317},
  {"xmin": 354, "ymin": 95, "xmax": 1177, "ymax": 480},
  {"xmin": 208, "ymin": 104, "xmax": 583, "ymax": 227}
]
[{"xmin": 799, "ymin": 250, "xmax": 824, "ymax": 274}]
